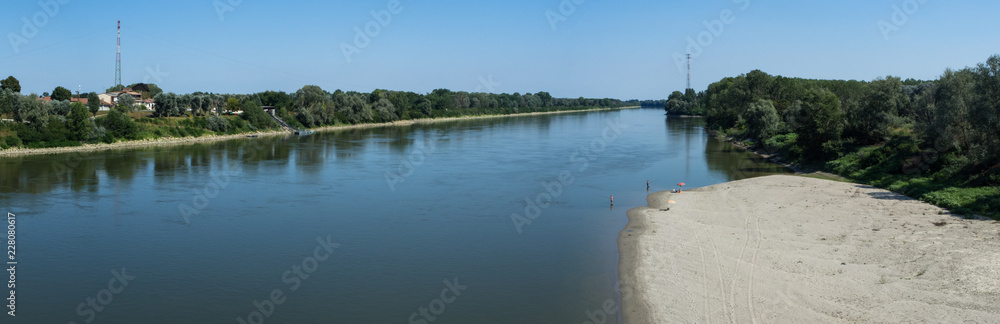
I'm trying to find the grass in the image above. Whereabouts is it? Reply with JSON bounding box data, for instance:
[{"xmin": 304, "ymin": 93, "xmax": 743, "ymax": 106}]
[{"xmin": 820, "ymin": 141, "xmax": 1000, "ymax": 220}]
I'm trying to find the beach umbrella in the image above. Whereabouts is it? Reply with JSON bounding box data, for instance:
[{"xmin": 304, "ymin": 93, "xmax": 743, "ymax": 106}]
[{"xmin": 677, "ymin": 182, "xmax": 685, "ymax": 187}]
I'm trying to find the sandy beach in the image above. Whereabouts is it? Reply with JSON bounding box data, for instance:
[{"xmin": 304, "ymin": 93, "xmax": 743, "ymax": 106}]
[
  {"xmin": 618, "ymin": 175, "xmax": 1000, "ymax": 323},
  {"xmin": 0, "ymin": 107, "xmax": 637, "ymax": 157}
]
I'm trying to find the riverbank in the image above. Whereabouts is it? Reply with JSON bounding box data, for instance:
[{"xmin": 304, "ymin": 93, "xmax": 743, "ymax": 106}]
[
  {"xmin": 618, "ymin": 175, "xmax": 1000, "ymax": 323},
  {"xmin": 0, "ymin": 106, "xmax": 637, "ymax": 157},
  {"xmin": 713, "ymin": 130, "xmax": 848, "ymax": 182}
]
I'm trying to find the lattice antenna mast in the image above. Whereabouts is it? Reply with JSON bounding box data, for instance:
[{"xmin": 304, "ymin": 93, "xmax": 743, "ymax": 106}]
[
  {"xmin": 115, "ymin": 21, "xmax": 121, "ymax": 88},
  {"xmin": 686, "ymin": 53, "xmax": 691, "ymax": 90}
]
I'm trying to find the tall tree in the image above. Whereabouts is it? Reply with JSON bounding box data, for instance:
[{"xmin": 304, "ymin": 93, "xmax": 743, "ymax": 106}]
[
  {"xmin": 69, "ymin": 102, "xmax": 91, "ymax": 141},
  {"xmin": 786, "ymin": 89, "xmax": 844, "ymax": 160},
  {"xmin": 87, "ymin": 92, "xmax": 100, "ymax": 116},
  {"xmin": 0, "ymin": 76, "xmax": 20, "ymax": 93},
  {"xmin": 848, "ymin": 76, "xmax": 903, "ymax": 144}
]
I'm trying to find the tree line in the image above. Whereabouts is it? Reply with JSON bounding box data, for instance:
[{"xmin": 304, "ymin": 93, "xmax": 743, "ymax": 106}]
[
  {"xmin": 667, "ymin": 55, "xmax": 1000, "ymax": 216},
  {"xmin": 0, "ymin": 81, "xmax": 626, "ymax": 149}
]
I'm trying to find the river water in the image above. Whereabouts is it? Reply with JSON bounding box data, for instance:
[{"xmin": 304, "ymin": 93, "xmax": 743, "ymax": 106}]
[{"xmin": 0, "ymin": 108, "xmax": 790, "ymax": 323}]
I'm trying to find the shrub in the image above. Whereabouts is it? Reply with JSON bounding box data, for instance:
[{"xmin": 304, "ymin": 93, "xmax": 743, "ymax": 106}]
[{"xmin": 207, "ymin": 115, "xmax": 229, "ymax": 133}]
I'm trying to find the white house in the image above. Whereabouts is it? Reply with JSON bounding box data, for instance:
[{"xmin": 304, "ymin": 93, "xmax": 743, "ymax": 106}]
[{"xmin": 100, "ymin": 89, "xmax": 154, "ymax": 111}]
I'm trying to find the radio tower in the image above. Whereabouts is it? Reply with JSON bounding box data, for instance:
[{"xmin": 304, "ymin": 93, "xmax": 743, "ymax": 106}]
[
  {"xmin": 686, "ymin": 53, "xmax": 691, "ymax": 90},
  {"xmin": 115, "ymin": 21, "xmax": 121, "ymax": 89}
]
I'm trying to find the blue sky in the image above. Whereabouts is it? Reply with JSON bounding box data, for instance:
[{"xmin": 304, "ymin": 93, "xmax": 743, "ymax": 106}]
[{"xmin": 1, "ymin": 0, "xmax": 998, "ymax": 99}]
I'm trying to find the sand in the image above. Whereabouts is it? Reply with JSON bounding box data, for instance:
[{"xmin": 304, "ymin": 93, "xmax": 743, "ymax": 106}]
[
  {"xmin": 618, "ymin": 175, "xmax": 1000, "ymax": 323},
  {"xmin": 0, "ymin": 107, "xmax": 638, "ymax": 157}
]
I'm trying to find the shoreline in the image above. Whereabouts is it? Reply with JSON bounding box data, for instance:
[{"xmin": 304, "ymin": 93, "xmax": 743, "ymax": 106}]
[
  {"xmin": 618, "ymin": 175, "xmax": 1000, "ymax": 323},
  {"xmin": 713, "ymin": 130, "xmax": 848, "ymax": 181},
  {"xmin": 0, "ymin": 106, "xmax": 638, "ymax": 158}
]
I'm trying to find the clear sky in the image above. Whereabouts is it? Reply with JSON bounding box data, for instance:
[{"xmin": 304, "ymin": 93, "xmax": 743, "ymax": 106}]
[{"xmin": 1, "ymin": 0, "xmax": 998, "ymax": 99}]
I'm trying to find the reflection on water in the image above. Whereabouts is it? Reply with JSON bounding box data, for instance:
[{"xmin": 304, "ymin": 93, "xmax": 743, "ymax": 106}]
[{"xmin": 0, "ymin": 109, "xmax": 791, "ymax": 323}]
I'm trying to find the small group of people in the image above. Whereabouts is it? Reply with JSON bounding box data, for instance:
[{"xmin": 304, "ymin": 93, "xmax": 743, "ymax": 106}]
[{"xmin": 610, "ymin": 180, "xmax": 685, "ymax": 205}]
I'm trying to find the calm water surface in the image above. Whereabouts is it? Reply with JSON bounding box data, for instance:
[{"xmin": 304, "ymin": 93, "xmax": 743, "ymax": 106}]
[{"xmin": 0, "ymin": 109, "xmax": 790, "ymax": 323}]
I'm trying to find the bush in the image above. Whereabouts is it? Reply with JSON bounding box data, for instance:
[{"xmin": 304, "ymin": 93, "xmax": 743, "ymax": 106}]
[
  {"xmin": 102, "ymin": 109, "xmax": 139, "ymax": 140},
  {"xmin": 207, "ymin": 115, "xmax": 229, "ymax": 133},
  {"xmin": 3, "ymin": 135, "xmax": 21, "ymax": 148}
]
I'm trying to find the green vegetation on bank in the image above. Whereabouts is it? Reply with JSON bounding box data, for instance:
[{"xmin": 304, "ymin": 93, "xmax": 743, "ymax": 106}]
[
  {"xmin": 668, "ymin": 55, "xmax": 1000, "ymax": 218},
  {"xmin": 0, "ymin": 82, "xmax": 627, "ymax": 150}
]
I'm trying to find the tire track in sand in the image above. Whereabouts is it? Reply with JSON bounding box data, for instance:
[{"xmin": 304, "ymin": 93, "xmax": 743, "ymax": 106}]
[{"xmin": 726, "ymin": 189, "xmax": 763, "ymax": 324}]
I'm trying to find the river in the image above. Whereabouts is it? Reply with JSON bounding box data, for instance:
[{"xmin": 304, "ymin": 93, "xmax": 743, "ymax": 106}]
[{"xmin": 0, "ymin": 108, "xmax": 791, "ymax": 323}]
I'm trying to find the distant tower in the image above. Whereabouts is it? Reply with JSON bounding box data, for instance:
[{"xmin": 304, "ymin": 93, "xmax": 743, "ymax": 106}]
[
  {"xmin": 686, "ymin": 53, "xmax": 691, "ymax": 90},
  {"xmin": 115, "ymin": 20, "xmax": 121, "ymax": 88}
]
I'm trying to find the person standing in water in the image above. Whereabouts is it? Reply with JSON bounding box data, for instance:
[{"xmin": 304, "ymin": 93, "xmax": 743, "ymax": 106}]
[{"xmin": 646, "ymin": 180, "xmax": 650, "ymax": 191}]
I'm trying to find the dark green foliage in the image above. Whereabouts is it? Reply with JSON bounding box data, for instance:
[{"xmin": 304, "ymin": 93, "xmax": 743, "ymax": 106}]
[
  {"xmin": 240, "ymin": 97, "xmax": 275, "ymax": 130},
  {"xmin": 87, "ymin": 92, "xmax": 100, "ymax": 116},
  {"xmin": 847, "ymin": 77, "xmax": 903, "ymax": 144},
  {"xmin": 0, "ymin": 76, "xmax": 20, "ymax": 93},
  {"xmin": 0, "ymin": 89, "xmax": 18, "ymax": 116},
  {"xmin": 689, "ymin": 55, "xmax": 1000, "ymax": 217},
  {"xmin": 154, "ymin": 93, "xmax": 180, "ymax": 117},
  {"xmin": 51, "ymin": 86, "xmax": 72, "ymax": 101},
  {"xmin": 743, "ymin": 99, "xmax": 781, "ymax": 142},
  {"xmin": 68, "ymin": 102, "xmax": 91, "ymax": 141},
  {"xmin": 786, "ymin": 89, "xmax": 843, "ymax": 160},
  {"xmin": 102, "ymin": 109, "xmax": 138, "ymax": 139}
]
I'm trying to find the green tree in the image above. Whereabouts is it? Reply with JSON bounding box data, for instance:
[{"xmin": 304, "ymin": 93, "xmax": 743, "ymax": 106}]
[
  {"xmin": 17, "ymin": 95, "xmax": 47, "ymax": 125},
  {"xmin": 374, "ymin": 98, "xmax": 398, "ymax": 122},
  {"xmin": 295, "ymin": 85, "xmax": 329, "ymax": 110},
  {"xmin": 87, "ymin": 92, "xmax": 100, "ymax": 116},
  {"xmin": 970, "ymin": 55, "xmax": 1000, "ymax": 179},
  {"xmin": 743, "ymin": 99, "xmax": 781, "ymax": 142},
  {"xmin": 932, "ymin": 68, "xmax": 974, "ymax": 154},
  {"xmin": 224, "ymin": 97, "xmax": 240, "ymax": 114},
  {"xmin": 47, "ymin": 100, "xmax": 71, "ymax": 116},
  {"xmin": 0, "ymin": 76, "xmax": 20, "ymax": 93},
  {"xmin": 51, "ymin": 86, "xmax": 72, "ymax": 101},
  {"xmin": 240, "ymin": 97, "xmax": 274, "ymax": 129},
  {"xmin": 786, "ymin": 89, "xmax": 844, "ymax": 160},
  {"xmin": 102, "ymin": 109, "xmax": 137, "ymax": 139},
  {"xmin": 68, "ymin": 102, "xmax": 91, "ymax": 141},
  {"xmin": 0, "ymin": 89, "xmax": 18, "ymax": 117},
  {"xmin": 118, "ymin": 93, "xmax": 136, "ymax": 111},
  {"xmin": 848, "ymin": 76, "xmax": 903, "ymax": 144}
]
